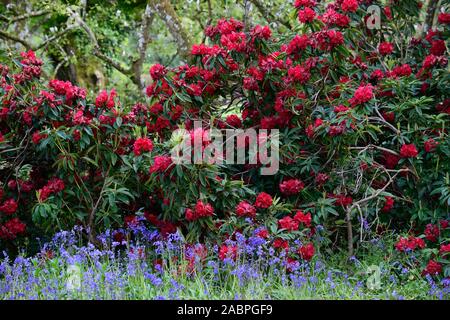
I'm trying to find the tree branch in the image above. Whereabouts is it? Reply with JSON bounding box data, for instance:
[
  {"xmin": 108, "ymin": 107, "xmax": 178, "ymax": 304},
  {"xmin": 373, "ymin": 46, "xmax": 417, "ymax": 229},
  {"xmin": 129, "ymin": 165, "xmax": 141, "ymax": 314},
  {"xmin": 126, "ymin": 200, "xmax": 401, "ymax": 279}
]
[
  {"xmin": 249, "ymin": 0, "xmax": 292, "ymax": 29},
  {"xmin": 131, "ymin": 2, "xmax": 155, "ymax": 90},
  {"xmin": 1, "ymin": 9, "xmax": 50, "ymax": 24},
  {"xmin": 67, "ymin": 8, "xmax": 132, "ymax": 78},
  {"xmin": 33, "ymin": 26, "xmax": 76, "ymax": 51},
  {"xmin": 0, "ymin": 30, "xmax": 32, "ymax": 49},
  {"xmin": 349, "ymin": 144, "xmax": 400, "ymax": 156},
  {"xmin": 150, "ymin": 0, "xmax": 192, "ymax": 60},
  {"xmin": 345, "ymin": 167, "xmax": 410, "ymax": 257}
]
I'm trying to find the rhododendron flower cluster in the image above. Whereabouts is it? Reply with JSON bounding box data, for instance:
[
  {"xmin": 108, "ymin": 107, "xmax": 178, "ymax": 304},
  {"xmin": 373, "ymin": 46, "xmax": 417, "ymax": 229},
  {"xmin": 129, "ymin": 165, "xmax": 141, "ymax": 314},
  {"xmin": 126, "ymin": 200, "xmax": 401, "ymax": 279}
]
[
  {"xmin": 0, "ymin": 198, "xmax": 18, "ymax": 215},
  {"xmin": 235, "ymin": 201, "xmax": 256, "ymax": 218},
  {"xmin": 149, "ymin": 155, "xmax": 173, "ymax": 174},
  {"xmin": 0, "ymin": 217, "xmax": 26, "ymax": 240},
  {"xmin": 400, "ymin": 144, "xmax": 419, "ymax": 158},
  {"xmin": 378, "ymin": 42, "xmax": 394, "ymax": 56},
  {"xmin": 279, "ymin": 179, "xmax": 305, "ymax": 196},
  {"xmin": 424, "ymin": 138, "xmax": 438, "ymax": 153},
  {"xmin": 254, "ymin": 192, "xmax": 273, "ymax": 209},
  {"xmin": 185, "ymin": 200, "xmax": 214, "ymax": 221},
  {"xmin": 349, "ymin": 84, "xmax": 373, "ymax": 106},
  {"xmin": 278, "ymin": 216, "xmax": 299, "ymax": 231},
  {"xmin": 133, "ymin": 137, "xmax": 154, "ymax": 156},
  {"xmin": 218, "ymin": 244, "xmax": 238, "ymax": 261},
  {"xmin": 381, "ymin": 196, "xmax": 394, "ymax": 213},
  {"xmin": 422, "ymin": 260, "xmax": 442, "ymax": 276},
  {"xmin": 298, "ymin": 243, "xmax": 315, "ymax": 261},
  {"xmin": 395, "ymin": 236, "xmax": 426, "ymax": 252},
  {"xmin": 38, "ymin": 178, "xmax": 65, "ymax": 202}
]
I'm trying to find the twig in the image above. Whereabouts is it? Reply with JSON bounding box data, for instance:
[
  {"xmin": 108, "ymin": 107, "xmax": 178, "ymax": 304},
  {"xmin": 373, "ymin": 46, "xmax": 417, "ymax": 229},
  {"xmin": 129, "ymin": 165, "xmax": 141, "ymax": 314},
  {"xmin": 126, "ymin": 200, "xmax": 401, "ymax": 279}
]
[
  {"xmin": 0, "ymin": 30, "xmax": 32, "ymax": 49},
  {"xmin": 67, "ymin": 8, "xmax": 131, "ymax": 77},
  {"xmin": 349, "ymin": 144, "xmax": 400, "ymax": 156},
  {"xmin": 2, "ymin": 9, "xmax": 50, "ymax": 24}
]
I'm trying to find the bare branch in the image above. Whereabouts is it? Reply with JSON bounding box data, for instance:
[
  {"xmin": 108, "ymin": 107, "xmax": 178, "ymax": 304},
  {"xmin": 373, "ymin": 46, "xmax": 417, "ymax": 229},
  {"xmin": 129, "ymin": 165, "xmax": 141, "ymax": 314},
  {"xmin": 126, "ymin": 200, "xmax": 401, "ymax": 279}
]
[
  {"xmin": 349, "ymin": 144, "xmax": 400, "ymax": 156},
  {"xmin": 33, "ymin": 26, "xmax": 76, "ymax": 51},
  {"xmin": 2, "ymin": 9, "xmax": 50, "ymax": 24},
  {"xmin": 150, "ymin": 0, "xmax": 192, "ymax": 60},
  {"xmin": 131, "ymin": 2, "xmax": 155, "ymax": 90},
  {"xmin": 0, "ymin": 30, "xmax": 32, "ymax": 49},
  {"xmin": 345, "ymin": 167, "xmax": 410, "ymax": 256},
  {"xmin": 67, "ymin": 8, "xmax": 132, "ymax": 77}
]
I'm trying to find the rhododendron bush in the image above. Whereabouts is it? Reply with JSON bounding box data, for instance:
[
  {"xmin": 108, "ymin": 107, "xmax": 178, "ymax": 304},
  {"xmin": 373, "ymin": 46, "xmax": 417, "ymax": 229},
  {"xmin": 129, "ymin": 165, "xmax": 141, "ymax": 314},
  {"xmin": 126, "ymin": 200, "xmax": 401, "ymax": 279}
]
[{"xmin": 0, "ymin": 1, "xmax": 449, "ymax": 278}]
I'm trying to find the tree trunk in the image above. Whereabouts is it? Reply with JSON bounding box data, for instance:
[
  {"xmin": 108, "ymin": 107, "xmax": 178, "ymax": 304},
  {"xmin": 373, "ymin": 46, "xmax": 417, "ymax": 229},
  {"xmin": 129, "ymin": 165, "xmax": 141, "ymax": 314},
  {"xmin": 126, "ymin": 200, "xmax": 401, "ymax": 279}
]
[{"xmin": 150, "ymin": 0, "xmax": 192, "ymax": 61}]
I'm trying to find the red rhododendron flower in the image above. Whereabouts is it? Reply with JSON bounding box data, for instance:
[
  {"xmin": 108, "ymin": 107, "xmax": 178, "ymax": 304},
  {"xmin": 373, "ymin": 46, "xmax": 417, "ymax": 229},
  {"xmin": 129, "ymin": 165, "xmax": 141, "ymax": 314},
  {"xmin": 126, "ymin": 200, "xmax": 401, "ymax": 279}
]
[
  {"xmin": 383, "ymin": 151, "xmax": 400, "ymax": 169},
  {"xmin": 293, "ymin": 210, "xmax": 311, "ymax": 227},
  {"xmin": 194, "ymin": 200, "xmax": 214, "ymax": 218},
  {"xmin": 286, "ymin": 35, "xmax": 310, "ymax": 55},
  {"xmin": 251, "ymin": 25, "xmax": 271, "ymax": 39},
  {"xmin": 38, "ymin": 177, "xmax": 65, "ymax": 201},
  {"xmin": 422, "ymin": 260, "xmax": 442, "ymax": 276},
  {"xmin": 254, "ymin": 192, "xmax": 273, "ymax": 209},
  {"xmin": 424, "ymin": 223, "xmax": 440, "ymax": 242},
  {"xmin": 298, "ymin": 243, "xmax": 315, "ymax": 261},
  {"xmin": 349, "ymin": 84, "xmax": 373, "ymax": 106},
  {"xmin": 219, "ymin": 244, "xmax": 237, "ymax": 261},
  {"xmin": 235, "ymin": 201, "xmax": 256, "ymax": 218},
  {"xmin": 334, "ymin": 194, "xmax": 353, "ymax": 207},
  {"xmin": 7, "ymin": 180, "xmax": 17, "ymax": 190},
  {"xmin": 334, "ymin": 105, "xmax": 350, "ymax": 113},
  {"xmin": 149, "ymin": 155, "xmax": 173, "ymax": 174},
  {"xmin": 185, "ymin": 208, "xmax": 196, "ymax": 221},
  {"xmin": 378, "ymin": 42, "xmax": 394, "ymax": 56},
  {"xmin": 439, "ymin": 244, "xmax": 450, "ymax": 255},
  {"xmin": 298, "ymin": 7, "xmax": 316, "ymax": 23},
  {"xmin": 384, "ymin": 7, "xmax": 392, "ymax": 20},
  {"xmin": 278, "ymin": 216, "xmax": 299, "ymax": 231},
  {"xmin": 395, "ymin": 236, "xmax": 425, "ymax": 252},
  {"xmin": 225, "ymin": 114, "xmax": 242, "ymax": 128},
  {"xmin": 438, "ymin": 13, "xmax": 450, "ymax": 24},
  {"xmin": 430, "ymin": 40, "xmax": 446, "ymax": 56},
  {"xmin": 149, "ymin": 64, "xmax": 167, "ymax": 80},
  {"xmin": 381, "ymin": 111, "xmax": 395, "ymax": 122},
  {"xmin": 273, "ymin": 238, "xmax": 289, "ymax": 250},
  {"xmin": 133, "ymin": 137, "xmax": 153, "ymax": 156},
  {"xmin": 0, "ymin": 218, "xmax": 26, "ymax": 240},
  {"xmin": 315, "ymin": 172, "xmax": 329, "ymax": 185},
  {"xmin": 124, "ymin": 215, "xmax": 139, "ymax": 227},
  {"xmin": 294, "ymin": 0, "xmax": 316, "ymax": 8},
  {"xmin": 319, "ymin": 8, "xmax": 350, "ymax": 28},
  {"xmin": 32, "ymin": 131, "xmax": 47, "ymax": 144},
  {"xmin": 400, "ymin": 143, "xmax": 418, "ymax": 158},
  {"xmin": 424, "ymin": 138, "xmax": 438, "ymax": 153},
  {"xmin": 341, "ymin": 0, "xmax": 358, "ymax": 12},
  {"xmin": 0, "ymin": 198, "xmax": 18, "ymax": 215},
  {"xmin": 279, "ymin": 179, "xmax": 305, "ymax": 196},
  {"xmin": 95, "ymin": 89, "xmax": 117, "ymax": 109},
  {"xmin": 370, "ymin": 69, "xmax": 384, "ymax": 81},
  {"xmin": 256, "ymin": 228, "xmax": 269, "ymax": 238},
  {"xmin": 288, "ymin": 65, "xmax": 311, "ymax": 84},
  {"xmin": 381, "ymin": 196, "xmax": 394, "ymax": 212}
]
